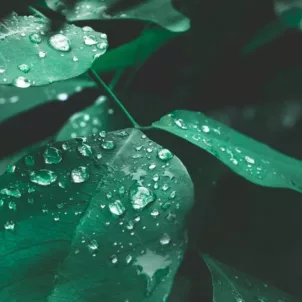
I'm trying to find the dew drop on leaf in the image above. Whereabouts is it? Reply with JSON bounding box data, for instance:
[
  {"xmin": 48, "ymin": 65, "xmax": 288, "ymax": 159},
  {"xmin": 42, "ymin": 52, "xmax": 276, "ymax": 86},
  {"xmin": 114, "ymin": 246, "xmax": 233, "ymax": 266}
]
[
  {"xmin": 126, "ymin": 254, "xmax": 133, "ymax": 264},
  {"xmin": 6, "ymin": 164, "xmax": 16, "ymax": 173},
  {"xmin": 82, "ymin": 26, "xmax": 94, "ymax": 32},
  {"xmin": 0, "ymin": 67, "xmax": 6, "ymax": 74},
  {"xmin": 129, "ymin": 185, "xmax": 155, "ymax": 210},
  {"xmin": 1, "ymin": 188, "xmax": 21, "ymax": 198},
  {"xmin": 71, "ymin": 166, "xmax": 89, "ymax": 183},
  {"xmin": 151, "ymin": 209, "xmax": 159, "ymax": 217},
  {"xmin": 101, "ymin": 140, "xmax": 115, "ymax": 150},
  {"xmin": 29, "ymin": 33, "xmax": 42, "ymax": 44},
  {"xmin": 12, "ymin": 76, "xmax": 31, "ymax": 88},
  {"xmin": 38, "ymin": 51, "xmax": 47, "ymax": 58},
  {"xmin": 77, "ymin": 143, "xmax": 93, "ymax": 157},
  {"xmin": 24, "ymin": 155, "xmax": 35, "ymax": 166},
  {"xmin": 174, "ymin": 118, "xmax": 187, "ymax": 129},
  {"xmin": 83, "ymin": 34, "xmax": 98, "ymax": 45},
  {"xmin": 4, "ymin": 221, "xmax": 15, "ymax": 230},
  {"xmin": 201, "ymin": 125, "xmax": 210, "ymax": 133},
  {"xmin": 49, "ymin": 34, "xmax": 71, "ymax": 52},
  {"xmin": 88, "ymin": 239, "xmax": 98, "ymax": 251},
  {"xmin": 29, "ymin": 169, "xmax": 57, "ymax": 186},
  {"xmin": 43, "ymin": 147, "xmax": 62, "ymax": 164},
  {"xmin": 111, "ymin": 255, "xmax": 118, "ymax": 264},
  {"xmin": 109, "ymin": 200, "xmax": 126, "ymax": 216},
  {"xmin": 18, "ymin": 64, "xmax": 30, "ymax": 73},
  {"xmin": 157, "ymin": 149, "xmax": 174, "ymax": 161},
  {"xmin": 159, "ymin": 233, "xmax": 171, "ymax": 245},
  {"xmin": 244, "ymin": 156, "xmax": 255, "ymax": 164}
]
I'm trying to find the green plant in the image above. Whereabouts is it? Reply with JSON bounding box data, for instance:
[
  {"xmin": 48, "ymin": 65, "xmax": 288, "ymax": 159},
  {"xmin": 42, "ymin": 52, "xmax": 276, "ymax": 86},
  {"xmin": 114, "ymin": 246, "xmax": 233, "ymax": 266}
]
[{"xmin": 0, "ymin": 1, "xmax": 301, "ymax": 301}]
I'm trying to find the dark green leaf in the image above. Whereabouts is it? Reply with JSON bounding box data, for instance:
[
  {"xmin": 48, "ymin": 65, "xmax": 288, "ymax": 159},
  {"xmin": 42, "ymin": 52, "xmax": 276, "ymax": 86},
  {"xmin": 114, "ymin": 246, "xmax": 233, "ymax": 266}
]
[
  {"xmin": 93, "ymin": 26, "xmax": 178, "ymax": 73},
  {"xmin": 152, "ymin": 110, "xmax": 302, "ymax": 193},
  {"xmin": 0, "ymin": 14, "xmax": 108, "ymax": 86},
  {"xmin": 46, "ymin": 0, "xmax": 190, "ymax": 32},
  {"xmin": 203, "ymin": 255, "xmax": 300, "ymax": 302},
  {"xmin": 0, "ymin": 128, "xmax": 193, "ymax": 301}
]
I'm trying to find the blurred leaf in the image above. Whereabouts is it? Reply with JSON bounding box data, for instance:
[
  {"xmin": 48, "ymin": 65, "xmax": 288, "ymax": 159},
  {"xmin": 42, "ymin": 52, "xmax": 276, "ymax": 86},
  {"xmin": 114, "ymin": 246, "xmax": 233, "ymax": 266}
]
[
  {"xmin": 46, "ymin": 0, "xmax": 190, "ymax": 32},
  {"xmin": 93, "ymin": 26, "xmax": 178, "ymax": 73},
  {"xmin": 0, "ymin": 13, "xmax": 108, "ymax": 86},
  {"xmin": 152, "ymin": 110, "xmax": 302, "ymax": 193},
  {"xmin": 0, "ymin": 128, "xmax": 193, "ymax": 301},
  {"xmin": 203, "ymin": 255, "xmax": 299, "ymax": 302},
  {"xmin": 0, "ymin": 77, "xmax": 95, "ymax": 122}
]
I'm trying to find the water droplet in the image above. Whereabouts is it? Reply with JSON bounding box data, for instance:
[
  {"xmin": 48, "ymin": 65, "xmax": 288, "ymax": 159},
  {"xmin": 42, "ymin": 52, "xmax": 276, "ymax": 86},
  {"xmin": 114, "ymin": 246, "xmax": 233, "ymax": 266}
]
[
  {"xmin": 169, "ymin": 191, "xmax": 176, "ymax": 199},
  {"xmin": 149, "ymin": 163, "xmax": 156, "ymax": 170},
  {"xmin": 234, "ymin": 295, "xmax": 244, "ymax": 302},
  {"xmin": 153, "ymin": 174, "xmax": 159, "ymax": 182},
  {"xmin": 151, "ymin": 209, "xmax": 159, "ymax": 217},
  {"xmin": 129, "ymin": 185, "xmax": 155, "ymax": 210},
  {"xmin": 30, "ymin": 170, "xmax": 57, "ymax": 186},
  {"xmin": 71, "ymin": 166, "xmax": 89, "ymax": 183},
  {"xmin": 29, "ymin": 33, "xmax": 42, "ymax": 44},
  {"xmin": 49, "ymin": 34, "xmax": 71, "ymax": 52},
  {"xmin": 82, "ymin": 26, "xmax": 94, "ymax": 32},
  {"xmin": 126, "ymin": 254, "xmax": 133, "ymax": 264},
  {"xmin": 4, "ymin": 221, "xmax": 15, "ymax": 230},
  {"xmin": 201, "ymin": 125, "xmax": 210, "ymax": 133},
  {"xmin": 44, "ymin": 147, "xmax": 62, "ymax": 164},
  {"xmin": 57, "ymin": 93, "xmax": 68, "ymax": 101},
  {"xmin": 109, "ymin": 200, "xmax": 126, "ymax": 216},
  {"xmin": 73, "ymin": 56, "xmax": 79, "ymax": 62},
  {"xmin": 38, "ymin": 51, "xmax": 46, "ymax": 58},
  {"xmin": 83, "ymin": 34, "xmax": 98, "ymax": 45},
  {"xmin": 111, "ymin": 255, "xmax": 118, "ymax": 264},
  {"xmin": 119, "ymin": 186, "xmax": 125, "ymax": 196},
  {"xmin": 126, "ymin": 220, "xmax": 134, "ymax": 230},
  {"xmin": 24, "ymin": 155, "xmax": 35, "ymax": 166},
  {"xmin": 8, "ymin": 201, "xmax": 16, "ymax": 211},
  {"xmin": 101, "ymin": 140, "xmax": 115, "ymax": 150},
  {"xmin": 160, "ymin": 233, "xmax": 171, "ymax": 245},
  {"xmin": 77, "ymin": 143, "xmax": 93, "ymax": 157},
  {"xmin": 18, "ymin": 64, "xmax": 30, "ymax": 73},
  {"xmin": 6, "ymin": 164, "xmax": 16, "ymax": 173},
  {"xmin": 157, "ymin": 149, "xmax": 173, "ymax": 161},
  {"xmin": 88, "ymin": 239, "xmax": 98, "ymax": 251},
  {"xmin": 1, "ymin": 188, "xmax": 21, "ymax": 198},
  {"xmin": 245, "ymin": 156, "xmax": 255, "ymax": 164},
  {"xmin": 96, "ymin": 41, "xmax": 108, "ymax": 54},
  {"xmin": 0, "ymin": 67, "xmax": 6, "ymax": 74},
  {"xmin": 12, "ymin": 76, "xmax": 31, "ymax": 88},
  {"xmin": 174, "ymin": 118, "xmax": 187, "ymax": 129}
]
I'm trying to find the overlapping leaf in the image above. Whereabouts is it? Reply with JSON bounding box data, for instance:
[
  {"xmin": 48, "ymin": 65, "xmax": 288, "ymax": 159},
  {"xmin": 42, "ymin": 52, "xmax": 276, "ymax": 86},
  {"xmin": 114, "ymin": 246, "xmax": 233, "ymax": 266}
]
[
  {"xmin": 0, "ymin": 13, "xmax": 108, "ymax": 86},
  {"xmin": 0, "ymin": 128, "xmax": 194, "ymax": 301},
  {"xmin": 203, "ymin": 255, "xmax": 299, "ymax": 302},
  {"xmin": 46, "ymin": 0, "xmax": 190, "ymax": 32},
  {"xmin": 152, "ymin": 110, "xmax": 302, "ymax": 192}
]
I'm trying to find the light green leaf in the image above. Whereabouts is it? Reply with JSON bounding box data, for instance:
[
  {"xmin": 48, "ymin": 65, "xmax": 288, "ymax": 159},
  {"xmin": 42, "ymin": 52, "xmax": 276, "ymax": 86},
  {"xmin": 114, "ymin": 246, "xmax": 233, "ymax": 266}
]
[
  {"xmin": 203, "ymin": 255, "xmax": 299, "ymax": 302},
  {"xmin": 0, "ymin": 128, "xmax": 193, "ymax": 301},
  {"xmin": 0, "ymin": 13, "xmax": 108, "ymax": 87},
  {"xmin": 56, "ymin": 95, "xmax": 109, "ymax": 141},
  {"xmin": 46, "ymin": 0, "xmax": 190, "ymax": 32},
  {"xmin": 93, "ymin": 26, "xmax": 178, "ymax": 73},
  {"xmin": 152, "ymin": 110, "xmax": 302, "ymax": 193},
  {"xmin": 0, "ymin": 77, "xmax": 95, "ymax": 123}
]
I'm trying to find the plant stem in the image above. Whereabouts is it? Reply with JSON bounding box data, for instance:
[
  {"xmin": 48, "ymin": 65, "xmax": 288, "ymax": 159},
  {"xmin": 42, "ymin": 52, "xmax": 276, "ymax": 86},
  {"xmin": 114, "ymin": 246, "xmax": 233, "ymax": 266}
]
[
  {"xmin": 88, "ymin": 68, "xmax": 140, "ymax": 128},
  {"xmin": 28, "ymin": 5, "xmax": 48, "ymax": 19}
]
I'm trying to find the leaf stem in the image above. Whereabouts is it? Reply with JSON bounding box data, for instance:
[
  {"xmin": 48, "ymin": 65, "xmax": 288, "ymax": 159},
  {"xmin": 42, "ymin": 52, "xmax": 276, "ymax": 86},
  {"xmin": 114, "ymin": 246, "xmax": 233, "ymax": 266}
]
[
  {"xmin": 28, "ymin": 5, "xmax": 48, "ymax": 19},
  {"xmin": 88, "ymin": 68, "xmax": 140, "ymax": 128}
]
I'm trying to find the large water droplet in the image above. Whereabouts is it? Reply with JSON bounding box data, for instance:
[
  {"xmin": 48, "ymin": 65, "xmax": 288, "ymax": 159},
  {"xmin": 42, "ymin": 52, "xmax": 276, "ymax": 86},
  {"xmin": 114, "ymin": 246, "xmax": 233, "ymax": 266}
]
[
  {"xmin": 129, "ymin": 185, "xmax": 155, "ymax": 210},
  {"xmin": 71, "ymin": 166, "xmax": 89, "ymax": 183},
  {"xmin": 49, "ymin": 34, "xmax": 71, "ymax": 52},
  {"xmin": 83, "ymin": 34, "xmax": 98, "ymax": 45},
  {"xmin": 109, "ymin": 200, "xmax": 126, "ymax": 216},
  {"xmin": 18, "ymin": 64, "xmax": 30, "ymax": 73},
  {"xmin": 29, "ymin": 33, "xmax": 42, "ymax": 44},
  {"xmin": 159, "ymin": 233, "xmax": 171, "ymax": 245},
  {"xmin": 12, "ymin": 76, "xmax": 31, "ymax": 88},
  {"xmin": 1, "ymin": 188, "xmax": 21, "ymax": 198},
  {"xmin": 77, "ymin": 143, "xmax": 93, "ymax": 157},
  {"xmin": 157, "ymin": 149, "xmax": 173, "ymax": 161},
  {"xmin": 44, "ymin": 147, "xmax": 62, "ymax": 164},
  {"xmin": 101, "ymin": 140, "xmax": 115, "ymax": 150},
  {"xmin": 30, "ymin": 170, "xmax": 57, "ymax": 186}
]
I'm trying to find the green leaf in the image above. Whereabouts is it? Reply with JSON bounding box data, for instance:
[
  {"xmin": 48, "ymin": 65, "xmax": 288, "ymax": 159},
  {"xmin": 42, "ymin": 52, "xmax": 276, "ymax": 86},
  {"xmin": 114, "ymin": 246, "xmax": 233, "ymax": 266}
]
[
  {"xmin": 152, "ymin": 110, "xmax": 302, "ymax": 193},
  {"xmin": 0, "ymin": 77, "xmax": 95, "ymax": 122},
  {"xmin": 0, "ymin": 14, "xmax": 108, "ymax": 87},
  {"xmin": 203, "ymin": 255, "xmax": 300, "ymax": 302},
  {"xmin": 93, "ymin": 26, "xmax": 178, "ymax": 73},
  {"xmin": 46, "ymin": 0, "xmax": 190, "ymax": 32},
  {"xmin": 0, "ymin": 128, "xmax": 194, "ymax": 301},
  {"xmin": 56, "ymin": 95, "xmax": 109, "ymax": 141}
]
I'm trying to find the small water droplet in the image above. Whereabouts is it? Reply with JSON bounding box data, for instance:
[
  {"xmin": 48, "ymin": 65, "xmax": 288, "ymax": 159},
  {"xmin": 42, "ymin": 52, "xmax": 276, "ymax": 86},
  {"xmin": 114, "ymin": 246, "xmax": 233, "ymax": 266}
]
[
  {"xmin": 151, "ymin": 209, "xmax": 159, "ymax": 217},
  {"xmin": 38, "ymin": 51, "xmax": 46, "ymax": 58},
  {"xmin": 149, "ymin": 163, "xmax": 156, "ymax": 170},
  {"xmin": 169, "ymin": 191, "xmax": 176, "ymax": 199},
  {"xmin": 12, "ymin": 76, "xmax": 31, "ymax": 88},
  {"xmin": 18, "ymin": 64, "xmax": 30, "ymax": 73},
  {"xmin": 30, "ymin": 170, "xmax": 57, "ymax": 186},
  {"xmin": 160, "ymin": 233, "xmax": 171, "ymax": 245},
  {"xmin": 29, "ymin": 33, "xmax": 42, "ymax": 44},
  {"xmin": 49, "ymin": 34, "xmax": 71, "ymax": 52},
  {"xmin": 201, "ymin": 125, "xmax": 210, "ymax": 133},
  {"xmin": 129, "ymin": 185, "xmax": 155, "ymax": 210},
  {"xmin": 43, "ymin": 147, "xmax": 62, "ymax": 164},
  {"xmin": 245, "ymin": 156, "xmax": 255, "ymax": 164},
  {"xmin": 96, "ymin": 41, "xmax": 108, "ymax": 54},
  {"xmin": 82, "ymin": 26, "xmax": 94, "ymax": 32},
  {"xmin": 126, "ymin": 254, "xmax": 132, "ymax": 264},
  {"xmin": 24, "ymin": 155, "xmax": 35, "ymax": 166},
  {"xmin": 101, "ymin": 140, "xmax": 115, "ymax": 150},
  {"xmin": 126, "ymin": 220, "xmax": 134, "ymax": 230},
  {"xmin": 0, "ymin": 67, "xmax": 6, "ymax": 74},
  {"xmin": 119, "ymin": 186, "xmax": 125, "ymax": 196},
  {"xmin": 77, "ymin": 143, "xmax": 93, "ymax": 157},
  {"xmin": 6, "ymin": 164, "xmax": 16, "ymax": 173},
  {"xmin": 174, "ymin": 118, "xmax": 187, "ymax": 129},
  {"xmin": 83, "ymin": 34, "xmax": 98, "ymax": 45},
  {"xmin": 111, "ymin": 255, "xmax": 118, "ymax": 264},
  {"xmin": 157, "ymin": 149, "xmax": 173, "ymax": 161},
  {"xmin": 57, "ymin": 93, "xmax": 68, "ymax": 101},
  {"xmin": 109, "ymin": 200, "xmax": 126, "ymax": 216},
  {"xmin": 4, "ymin": 221, "xmax": 15, "ymax": 230},
  {"xmin": 8, "ymin": 201, "xmax": 16, "ymax": 211},
  {"xmin": 153, "ymin": 174, "xmax": 159, "ymax": 182},
  {"xmin": 73, "ymin": 56, "xmax": 79, "ymax": 62},
  {"xmin": 71, "ymin": 166, "xmax": 89, "ymax": 183},
  {"xmin": 88, "ymin": 239, "xmax": 98, "ymax": 251}
]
